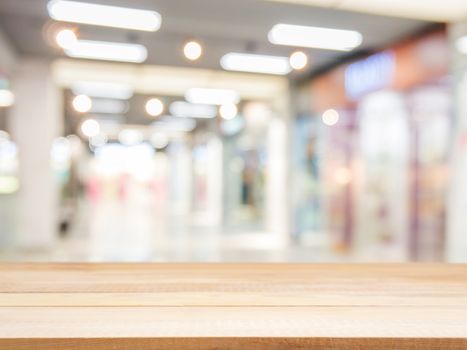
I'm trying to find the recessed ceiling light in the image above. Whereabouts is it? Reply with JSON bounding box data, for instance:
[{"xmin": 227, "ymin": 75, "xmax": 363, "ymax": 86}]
[
  {"xmin": 269, "ymin": 24, "xmax": 362, "ymax": 51},
  {"xmin": 219, "ymin": 104, "xmax": 238, "ymax": 120},
  {"xmin": 65, "ymin": 40, "xmax": 148, "ymax": 63},
  {"xmin": 146, "ymin": 98, "xmax": 164, "ymax": 117},
  {"xmin": 185, "ymin": 88, "xmax": 240, "ymax": 105},
  {"xmin": 289, "ymin": 51, "xmax": 308, "ymax": 70},
  {"xmin": 47, "ymin": 0, "xmax": 161, "ymax": 32},
  {"xmin": 55, "ymin": 28, "xmax": 77, "ymax": 49},
  {"xmin": 80, "ymin": 119, "xmax": 100, "ymax": 138},
  {"xmin": 183, "ymin": 41, "xmax": 203, "ymax": 61},
  {"xmin": 322, "ymin": 109, "xmax": 339, "ymax": 126},
  {"xmin": 220, "ymin": 52, "xmax": 292, "ymax": 75},
  {"xmin": 72, "ymin": 94, "xmax": 92, "ymax": 113},
  {"xmin": 169, "ymin": 101, "xmax": 217, "ymax": 119}
]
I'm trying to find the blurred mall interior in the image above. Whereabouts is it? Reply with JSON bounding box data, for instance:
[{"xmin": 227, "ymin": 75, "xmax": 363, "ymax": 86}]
[{"xmin": 1, "ymin": 0, "xmax": 467, "ymax": 262}]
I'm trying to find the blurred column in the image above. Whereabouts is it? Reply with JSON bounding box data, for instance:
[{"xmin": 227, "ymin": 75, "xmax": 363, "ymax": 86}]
[
  {"xmin": 265, "ymin": 92, "xmax": 292, "ymax": 247},
  {"xmin": 447, "ymin": 23, "xmax": 467, "ymax": 262},
  {"xmin": 206, "ymin": 136, "xmax": 223, "ymax": 227},
  {"xmin": 9, "ymin": 59, "xmax": 62, "ymax": 249},
  {"xmin": 168, "ymin": 139, "xmax": 192, "ymax": 217}
]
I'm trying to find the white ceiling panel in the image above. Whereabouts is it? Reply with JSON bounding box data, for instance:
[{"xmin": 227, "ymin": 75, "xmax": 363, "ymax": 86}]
[
  {"xmin": 266, "ymin": 0, "xmax": 467, "ymax": 21},
  {"xmin": 0, "ymin": 0, "xmax": 432, "ymax": 73}
]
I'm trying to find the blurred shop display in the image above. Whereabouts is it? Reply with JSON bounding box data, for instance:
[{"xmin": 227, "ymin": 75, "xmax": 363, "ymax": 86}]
[
  {"xmin": 356, "ymin": 91, "xmax": 411, "ymax": 259},
  {"xmin": 0, "ymin": 131, "xmax": 18, "ymax": 194},
  {"xmin": 293, "ymin": 116, "xmax": 321, "ymax": 238},
  {"xmin": 0, "ymin": 77, "xmax": 17, "ymax": 247},
  {"xmin": 322, "ymin": 109, "xmax": 355, "ymax": 252},
  {"xmin": 0, "ymin": 130, "xmax": 18, "ymax": 247},
  {"xmin": 407, "ymin": 87, "xmax": 450, "ymax": 261},
  {"xmin": 0, "ymin": 79, "xmax": 17, "ymax": 195},
  {"xmin": 297, "ymin": 29, "xmax": 450, "ymax": 260},
  {"xmin": 448, "ymin": 29, "xmax": 467, "ymax": 261},
  {"xmin": 53, "ymin": 85, "xmax": 276, "ymax": 241},
  {"xmin": 223, "ymin": 102, "xmax": 269, "ymax": 231}
]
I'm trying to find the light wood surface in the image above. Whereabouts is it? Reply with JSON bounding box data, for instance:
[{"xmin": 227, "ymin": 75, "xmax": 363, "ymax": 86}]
[{"xmin": 0, "ymin": 263, "xmax": 466, "ymax": 349}]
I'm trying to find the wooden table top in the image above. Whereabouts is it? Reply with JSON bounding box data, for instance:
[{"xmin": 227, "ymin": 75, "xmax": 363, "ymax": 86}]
[{"xmin": 0, "ymin": 263, "xmax": 466, "ymax": 350}]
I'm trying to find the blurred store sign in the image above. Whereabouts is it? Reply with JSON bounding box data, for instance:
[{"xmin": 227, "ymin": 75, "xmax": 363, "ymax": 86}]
[
  {"xmin": 310, "ymin": 30, "xmax": 448, "ymax": 112},
  {"xmin": 344, "ymin": 51, "xmax": 395, "ymax": 100}
]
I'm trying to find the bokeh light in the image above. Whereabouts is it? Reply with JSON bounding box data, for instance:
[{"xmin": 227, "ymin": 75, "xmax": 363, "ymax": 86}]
[{"xmin": 72, "ymin": 94, "xmax": 92, "ymax": 113}]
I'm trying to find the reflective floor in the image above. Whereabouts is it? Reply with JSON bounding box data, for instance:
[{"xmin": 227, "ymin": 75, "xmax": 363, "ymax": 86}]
[
  {"xmin": 0, "ymin": 175, "xmax": 422, "ymax": 263},
  {"xmin": 0, "ymin": 234, "xmax": 347, "ymax": 263},
  {"xmin": 0, "ymin": 193, "xmax": 340, "ymax": 262}
]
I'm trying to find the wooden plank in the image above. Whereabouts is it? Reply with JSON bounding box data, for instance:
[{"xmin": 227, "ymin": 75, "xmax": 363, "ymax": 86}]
[
  {"xmin": 1, "ymin": 338, "xmax": 466, "ymax": 350},
  {"xmin": 1, "ymin": 264, "xmax": 466, "ymax": 306},
  {"xmin": 1, "ymin": 306, "xmax": 467, "ymax": 338},
  {"xmin": 1, "ymin": 290, "xmax": 466, "ymax": 306},
  {"xmin": 0, "ymin": 263, "xmax": 466, "ymax": 349}
]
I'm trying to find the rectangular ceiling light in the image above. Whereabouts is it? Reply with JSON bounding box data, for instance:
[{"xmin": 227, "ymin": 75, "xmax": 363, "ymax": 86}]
[
  {"xmin": 185, "ymin": 88, "xmax": 240, "ymax": 106},
  {"xmin": 169, "ymin": 101, "xmax": 217, "ymax": 119},
  {"xmin": 268, "ymin": 24, "xmax": 362, "ymax": 51},
  {"xmin": 47, "ymin": 0, "xmax": 161, "ymax": 32},
  {"xmin": 65, "ymin": 40, "xmax": 148, "ymax": 63},
  {"xmin": 71, "ymin": 81, "xmax": 134, "ymax": 100},
  {"xmin": 220, "ymin": 53, "xmax": 291, "ymax": 75}
]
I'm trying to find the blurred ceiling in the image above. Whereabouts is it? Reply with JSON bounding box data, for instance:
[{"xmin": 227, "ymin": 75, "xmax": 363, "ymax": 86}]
[
  {"xmin": 54, "ymin": 59, "xmax": 288, "ymax": 133},
  {"xmin": 267, "ymin": 0, "xmax": 467, "ymax": 22},
  {"xmin": 52, "ymin": 59, "xmax": 288, "ymax": 100},
  {"xmin": 0, "ymin": 0, "xmax": 433, "ymax": 75}
]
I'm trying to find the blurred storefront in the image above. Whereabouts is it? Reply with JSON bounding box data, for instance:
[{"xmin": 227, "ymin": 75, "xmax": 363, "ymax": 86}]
[
  {"xmin": 295, "ymin": 29, "xmax": 451, "ymax": 261},
  {"xmin": 0, "ymin": 30, "xmax": 17, "ymax": 248},
  {"xmin": 447, "ymin": 21, "xmax": 467, "ymax": 262}
]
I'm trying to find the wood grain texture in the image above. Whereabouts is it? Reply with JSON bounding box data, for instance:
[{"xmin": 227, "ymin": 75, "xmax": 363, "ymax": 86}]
[{"xmin": 0, "ymin": 263, "xmax": 466, "ymax": 349}]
